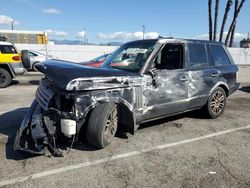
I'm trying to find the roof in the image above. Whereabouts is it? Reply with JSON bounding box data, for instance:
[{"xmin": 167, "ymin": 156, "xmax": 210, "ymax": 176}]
[
  {"xmin": 158, "ymin": 38, "xmax": 223, "ymax": 44},
  {"xmin": 0, "ymin": 41, "xmax": 13, "ymax": 45},
  {"xmin": 126, "ymin": 38, "xmax": 224, "ymax": 46},
  {"xmin": 0, "ymin": 29, "xmax": 47, "ymax": 35}
]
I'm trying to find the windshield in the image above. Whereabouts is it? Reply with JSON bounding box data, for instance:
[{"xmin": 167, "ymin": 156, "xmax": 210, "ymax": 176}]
[
  {"xmin": 102, "ymin": 40, "xmax": 157, "ymax": 73},
  {"xmin": 91, "ymin": 54, "xmax": 110, "ymax": 62}
]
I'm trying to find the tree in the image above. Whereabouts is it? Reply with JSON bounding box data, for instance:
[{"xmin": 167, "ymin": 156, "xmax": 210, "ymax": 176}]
[
  {"xmin": 229, "ymin": 0, "xmax": 238, "ymax": 47},
  {"xmin": 219, "ymin": 0, "xmax": 233, "ymax": 42},
  {"xmin": 209, "ymin": 0, "xmax": 246, "ymax": 46},
  {"xmin": 208, "ymin": 0, "xmax": 213, "ymax": 41},
  {"xmin": 225, "ymin": 0, "xmax": 246, "ymax": 46},
  {"xmin": 213, "ymin": 0, "xmax": 219, "ymax": 41},
  {"xmin": 240, "ymin": 33, "xmax": 250, "ymax": 48}
]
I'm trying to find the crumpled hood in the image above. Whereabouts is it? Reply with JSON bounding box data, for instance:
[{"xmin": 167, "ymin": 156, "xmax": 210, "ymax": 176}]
[{"xmin": 35, "ymin": 60, "xmax": 139, "ymax": 90}]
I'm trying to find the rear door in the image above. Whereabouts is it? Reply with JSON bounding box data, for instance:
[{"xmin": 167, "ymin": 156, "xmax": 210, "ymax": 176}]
[
  {"xmin": 185, "ymin": 42, "xmax": 220, "ymax": 109},
  {"xmin": 209, "ymin": 44, "xmax": 238, "ymax": 90}
]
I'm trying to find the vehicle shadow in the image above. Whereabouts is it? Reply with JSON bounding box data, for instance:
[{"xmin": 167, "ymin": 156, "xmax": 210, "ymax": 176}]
[
  {"xmin": 138, "ymin": 110, "xmax": 207, "ymax": 130},
  {"xmin": 0, "ymin": 108, "xmax": 208, "ymax": 160},
  {"xmin": 0, "ymin": 108, "xmax": 96, "ymax": 160},
  {"xmin": 28, "ymin": 80, "xmax": 40, "ymax": 85},
  {"xmin": 239, "ymin": 86, "xmax": 250, "ymax": 93},
  {"xmin": 10, "ymin": 79, "xmax": 40, "ymax": 86},
  {"xmin": 0, "ymin": 108, "xmax": 32, "ymax": 160},
  {"xmin": 10, "ymin": 80, "xmax": 19, "ymax": 86}
]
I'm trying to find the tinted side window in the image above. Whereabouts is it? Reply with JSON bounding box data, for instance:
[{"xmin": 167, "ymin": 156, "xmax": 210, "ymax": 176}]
[
  {"xmin": 154, "ymin": 44, "xmax": 183, "ymax": 70},
  {"xmin": 188, "ymin": 43, "xmax": 208, "ymax": 68},
  {"xmin": 210, "ymin": 45, "xmax": 231, "ymax": 65},
  {"xmin": 29, "ymin": 52, "xmax": 38, "ymax": 57},
  {"xmin": 0, "ymin": 45, "xmax": 17, "ymax": 54}
]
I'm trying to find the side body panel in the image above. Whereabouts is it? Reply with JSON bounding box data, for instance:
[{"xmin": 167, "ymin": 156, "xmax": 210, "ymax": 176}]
[{"xmin": 140, "ymin": 70, "xmax": 189, "ymax": 121}]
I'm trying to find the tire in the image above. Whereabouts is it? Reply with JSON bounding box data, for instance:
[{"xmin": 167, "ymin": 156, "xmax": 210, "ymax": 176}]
[
  {"xmin": 203, "ymin": 87, "xmax": 227, "ymax": 118},
  {"xmin": 21, "ymin": 50, "xmax": 31, "ymax": 69},
  {"xmin": 86, "ymin": 103, "xmax": 118, "ymax": 149},
  {"xmin": 32, "ymin": 61, "xmax": 40, "ymax": 71},
  {"xmin": 0, "ymin": 68, "xmax": 12, "ymax": 88}
]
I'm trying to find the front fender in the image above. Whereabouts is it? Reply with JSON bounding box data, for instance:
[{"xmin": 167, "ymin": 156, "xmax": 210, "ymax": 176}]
[{"xmin": 77, "ymin": 97, "xmax": 136, "ymax": 135}]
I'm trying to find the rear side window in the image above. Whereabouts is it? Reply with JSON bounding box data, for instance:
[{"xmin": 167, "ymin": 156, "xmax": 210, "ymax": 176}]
[
  {"xmin": 29, "ymin": 52, "xmax": 38, "ymax": 57},
  {"xmin": 188, "ymin": 43, "xmax": 208, "ymax": 68},
  {"xmin": 210, "ymin": 45, "xmax": 231, "ymax": 65},
  {"xmin": 0, "ymin": 45, "xmax": 17, "ymax": 54}
]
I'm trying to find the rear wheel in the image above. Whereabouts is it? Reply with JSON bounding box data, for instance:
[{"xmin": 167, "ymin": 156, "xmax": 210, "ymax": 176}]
[
  {"xmin": 32, "ymin": 61, "xmax": 40, "ymax": 71},
  {"xmin": 0, "ymin": 68, "xmax": 12, "ymax": 88},
  {"xmin": 203, "ymin": 87, "xmax": 227, "ymax": 118},
  {"xmin": 21, "ymin": 50, "xmax": 31, "ymax": 69},
  {"xmin": 86, "ymin": 103, "xmax": 118, "ymax": 148}
]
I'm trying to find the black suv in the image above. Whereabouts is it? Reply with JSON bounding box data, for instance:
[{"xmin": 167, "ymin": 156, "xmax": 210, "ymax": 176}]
[{"xmin": 15, "ymin": 38, "xmax": 239, "ymax": 156}]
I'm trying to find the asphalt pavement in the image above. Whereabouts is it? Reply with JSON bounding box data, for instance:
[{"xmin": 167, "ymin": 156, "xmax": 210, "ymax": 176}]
[{"xmin": 0, "ymin": 73, "xmax": 250, "ymax": 188}]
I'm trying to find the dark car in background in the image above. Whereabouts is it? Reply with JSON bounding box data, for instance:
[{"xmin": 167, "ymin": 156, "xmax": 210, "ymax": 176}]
[{"xmin": 15, "ymin": 38, "xmax": 239, "ymax": 156}]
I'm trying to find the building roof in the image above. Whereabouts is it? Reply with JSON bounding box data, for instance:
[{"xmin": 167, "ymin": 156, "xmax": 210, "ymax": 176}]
[
  {"xmin": 0, "ymin": 30, "xmax": 47, "ymax": 35},
  {"xmin": 0, "ymin": 41, "xmax": 13, "ymax": 45}
]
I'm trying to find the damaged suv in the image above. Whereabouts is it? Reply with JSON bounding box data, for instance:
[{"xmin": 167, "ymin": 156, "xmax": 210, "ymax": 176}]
[{"xmin": 15, "ymin": 38, "xmax": 239, "ymax": 156}]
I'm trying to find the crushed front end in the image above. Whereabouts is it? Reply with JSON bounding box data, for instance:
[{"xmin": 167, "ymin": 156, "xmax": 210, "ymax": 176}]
[{"xmin": 14, "ymin": 78, "xmax": 77, "ymax": 156}]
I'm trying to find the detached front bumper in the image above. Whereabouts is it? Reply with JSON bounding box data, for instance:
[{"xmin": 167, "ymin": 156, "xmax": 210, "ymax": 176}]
[
  {"xmin": 14, "ymin": 100, "xmax": 63, "ymax": 156},
  {"xmin": 15, "ymin": 78, "xmax": 80, "ymax": 156},
  {"xmin": 14, "ymin": 100, "xmax": 46, "ymax": 154}
]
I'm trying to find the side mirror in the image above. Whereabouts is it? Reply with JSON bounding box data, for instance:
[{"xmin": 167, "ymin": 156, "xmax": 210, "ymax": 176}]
[
  {"xmin": 21, "ymin": 50, "xmax": 31, "ymax": 69},
  {"xmin": 148, "ymin": 68, "xmax": 157, "ymax": 78},
  {"xmin": 148, "ymin": 68, "xmax": 161, "ymax": 88}
]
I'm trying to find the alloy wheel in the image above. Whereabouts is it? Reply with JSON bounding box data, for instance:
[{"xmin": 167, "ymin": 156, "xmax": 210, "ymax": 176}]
[
  {"xmin": 104, "ymin": 106, "xmax": 118, "ymax": 143},
  {"xmin": 211, "ymin": 91, "xmax": 225, "ymax": 114}
]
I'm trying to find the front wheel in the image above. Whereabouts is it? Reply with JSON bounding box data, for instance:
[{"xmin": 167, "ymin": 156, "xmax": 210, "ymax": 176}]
[
  {"xmin": 86, "ymin": 103, "xmax": 118, "ymax": 149},
  {"xmin": 203, "ymin": 87, "xmax": 227, "ymax": 118},
  {"xmin": 0, "ymin": 68, "xmax": 12, "ymax": 88}
]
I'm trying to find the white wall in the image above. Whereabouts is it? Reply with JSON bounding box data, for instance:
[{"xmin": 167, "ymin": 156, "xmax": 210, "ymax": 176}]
[
  {"xmin": 16, "ymin": 44, "xmax": 118, "ymax": 63},
  {"xmin": 228, "ymin": 48, "xmax": 250, "ymax": 65},
  {"xmin": 15, "ymin": 44, "xmax": 250, "ymax": 65},
  {"xmin": 237, "ymin": 65, "xmax": 250, "ymax": 83}
]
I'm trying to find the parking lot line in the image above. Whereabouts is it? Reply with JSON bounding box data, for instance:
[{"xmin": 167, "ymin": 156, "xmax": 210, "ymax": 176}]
[{"xmin": 0, "ymin": 125, "xmax": 249, "ymax": 187}]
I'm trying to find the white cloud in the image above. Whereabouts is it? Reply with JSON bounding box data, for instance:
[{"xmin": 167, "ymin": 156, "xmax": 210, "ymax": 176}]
[
  {"xmin": 76, "ymin": 30, "xmax": 86, "ymax": 38},
  {"xmin": 43, "ymin": 8, "xmax": 61, "ymax": 14},
  {"xmin": 145, "ymin": 32, "xmax": 160, "ymax": 39},
  {"xmin": 0, "ymin": 15, "xmax": 19, "ymax": 25},
  {"xmin": 97, "ymin": 31, "xmax": 160, "ymax": 40},
  {"xmin": 45, "ymin": 29, "xmax": 68, "ymax": 37}
]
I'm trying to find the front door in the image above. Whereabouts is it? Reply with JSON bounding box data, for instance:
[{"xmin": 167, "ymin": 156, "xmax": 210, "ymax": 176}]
[{"xmin": 141, "ymin": 43, "xmax": 189, "ymax": 121}]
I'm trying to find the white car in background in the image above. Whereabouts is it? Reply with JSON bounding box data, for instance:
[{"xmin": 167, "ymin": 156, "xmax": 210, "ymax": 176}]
[{"xmin": 29, "ymin": 50, "xmax": 53, "ymax": 71}]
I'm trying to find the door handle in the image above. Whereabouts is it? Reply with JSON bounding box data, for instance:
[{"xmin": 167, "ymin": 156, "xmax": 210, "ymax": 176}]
[
  {"xmin": 180, "ymin": 76, "xmax": 188, "ymax": 82},
  {"xmin": 211, "ymin": 73, "xmax": 219, "ymax": 77}
]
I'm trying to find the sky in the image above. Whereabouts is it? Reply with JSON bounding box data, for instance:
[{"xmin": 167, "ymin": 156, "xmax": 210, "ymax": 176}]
[{"xmin": 0, "ymin": 0, "xmax": 249, "ymax": 43}]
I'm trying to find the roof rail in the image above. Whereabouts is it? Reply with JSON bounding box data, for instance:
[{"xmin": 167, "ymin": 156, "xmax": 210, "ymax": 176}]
[{"xmin": 158, "ymin": 35, "xmax": 174, "ymax": 39}]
